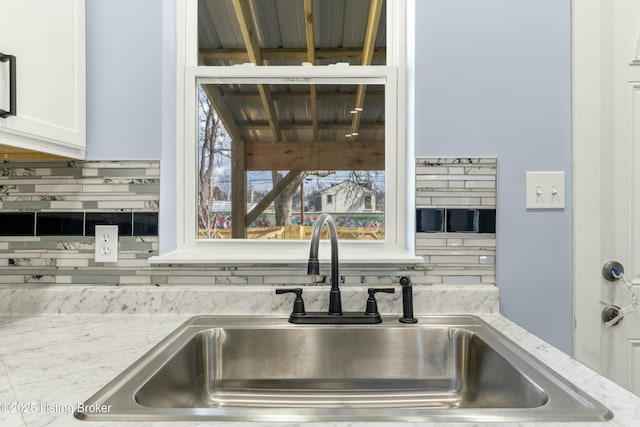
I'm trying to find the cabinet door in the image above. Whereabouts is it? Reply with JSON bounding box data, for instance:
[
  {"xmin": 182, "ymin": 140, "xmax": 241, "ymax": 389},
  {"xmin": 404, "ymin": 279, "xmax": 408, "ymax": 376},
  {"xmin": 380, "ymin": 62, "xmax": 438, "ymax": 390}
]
[{"xmin": 0, "ymin": 0, "xmax": 85, "ymax": 159}]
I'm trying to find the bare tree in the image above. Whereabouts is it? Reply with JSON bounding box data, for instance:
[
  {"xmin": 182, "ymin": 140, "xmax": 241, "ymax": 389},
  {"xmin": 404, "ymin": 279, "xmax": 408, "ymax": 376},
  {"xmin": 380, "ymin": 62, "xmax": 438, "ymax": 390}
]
[
  {"xmin": 272, "ymin": 171, "xmax": 335, "ymax": 226},
  {"xmin": 198, "ymin": 88, "xmax": 231, "ymax": 237},
  {"xmin": 272, "ymin": 171, "xmax": 299, "ymax": 226},
  {"xmin": 341, "ymin": 171, "xmax": 383, "ymax": 211}
]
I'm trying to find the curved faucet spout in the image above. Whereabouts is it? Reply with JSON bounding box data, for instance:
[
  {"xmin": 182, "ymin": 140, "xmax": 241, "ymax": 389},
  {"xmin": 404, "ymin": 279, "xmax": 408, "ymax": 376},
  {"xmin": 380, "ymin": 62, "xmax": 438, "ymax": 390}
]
[{"xmin": 307, "ymin": 213, "xmax": 342, "ymax": 315}]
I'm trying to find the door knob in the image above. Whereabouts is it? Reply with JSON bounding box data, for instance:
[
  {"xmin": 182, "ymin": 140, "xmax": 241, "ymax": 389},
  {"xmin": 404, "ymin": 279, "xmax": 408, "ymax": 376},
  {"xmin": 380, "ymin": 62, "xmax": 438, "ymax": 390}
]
[
  {"xmin": 600, "ymin": 261, "xmax": 638, "ymax": 327},
  {"xmin": 602, "ymin": 260, "xmax": 624, "ymax": 281},
  {"xmin": 601, "ymin": 304, "xmax": 623, "ymax": 327}
]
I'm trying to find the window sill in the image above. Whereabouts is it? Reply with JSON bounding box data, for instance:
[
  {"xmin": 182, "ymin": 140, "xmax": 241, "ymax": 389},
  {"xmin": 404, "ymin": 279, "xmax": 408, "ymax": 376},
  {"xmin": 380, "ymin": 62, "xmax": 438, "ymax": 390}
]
[{"xmin": 149, "ymin": 243, "xmax": 423, "ymax": 267}]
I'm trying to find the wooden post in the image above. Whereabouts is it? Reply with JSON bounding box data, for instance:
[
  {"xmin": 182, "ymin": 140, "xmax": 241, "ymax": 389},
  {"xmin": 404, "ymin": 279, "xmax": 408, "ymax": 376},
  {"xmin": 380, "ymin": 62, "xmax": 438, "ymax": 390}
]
[
  {"xmin": 300, "ymin": 181, "xmax": 305, "ymax": 221},
  {"xmin": 231, "ymin": 140, "xmax": 247, "ymax": 238},
  {"xmin": 299, "ymin": 180, "xmax": 305, "ymax": 239}
]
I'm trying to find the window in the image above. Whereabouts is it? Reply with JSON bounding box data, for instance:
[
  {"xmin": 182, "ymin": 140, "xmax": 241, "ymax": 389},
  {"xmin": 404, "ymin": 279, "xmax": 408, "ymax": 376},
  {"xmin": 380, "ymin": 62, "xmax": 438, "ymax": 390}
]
[
  {"xmin": 152, "ymin": 0, "xmax": 416, "ymax": 264},
  {"xmin": 196, "ymin": 79, "xmax": 386, "ymax": 240}
]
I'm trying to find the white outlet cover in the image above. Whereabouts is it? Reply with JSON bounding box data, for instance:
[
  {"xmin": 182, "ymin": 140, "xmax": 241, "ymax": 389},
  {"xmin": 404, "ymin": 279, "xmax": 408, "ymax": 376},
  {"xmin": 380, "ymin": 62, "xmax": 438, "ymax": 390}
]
[
  {"xmin": 525, "ymin": 171, "xmax": 566, "ymax": 209},
  {"xmin": 95, "ymin": 225, "xmax": 118, "ymax": 262}
]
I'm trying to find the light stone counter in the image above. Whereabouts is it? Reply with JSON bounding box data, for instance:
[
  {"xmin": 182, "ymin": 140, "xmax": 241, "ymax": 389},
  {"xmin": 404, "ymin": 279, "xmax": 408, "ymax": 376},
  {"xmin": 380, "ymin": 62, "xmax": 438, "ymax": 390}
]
[{"xmin": 0, "ymin": 285, "xmax": 638, "ymax": 426}]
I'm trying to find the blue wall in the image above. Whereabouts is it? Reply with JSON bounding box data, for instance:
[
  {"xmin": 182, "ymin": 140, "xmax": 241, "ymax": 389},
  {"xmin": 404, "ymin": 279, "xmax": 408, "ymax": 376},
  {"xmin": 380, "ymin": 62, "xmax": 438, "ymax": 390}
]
[
  {"xmin": 160, "ymin": 0, "xmax": 177, "ymax": 253},
  {"xmin": 86, "ymin": 0, "xmax": 163, "ymax": 160},
  {"xmin": 86, "ymin": 0, "xmax": 175, "ymax": 251},
  {"xmin": 86, "ymin": 0, "xmax": 574, "ymax": 354},
  {"xmin": 414, "ymin": 0, "xmax": 573, "ymax": 353}
]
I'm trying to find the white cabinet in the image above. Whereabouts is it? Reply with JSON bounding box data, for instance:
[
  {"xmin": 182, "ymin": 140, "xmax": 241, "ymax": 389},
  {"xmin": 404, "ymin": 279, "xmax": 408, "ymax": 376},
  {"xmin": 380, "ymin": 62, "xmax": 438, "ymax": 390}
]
[{"xmin": 0, "ymin": 0, "xmax": 85, "ymax": 159}]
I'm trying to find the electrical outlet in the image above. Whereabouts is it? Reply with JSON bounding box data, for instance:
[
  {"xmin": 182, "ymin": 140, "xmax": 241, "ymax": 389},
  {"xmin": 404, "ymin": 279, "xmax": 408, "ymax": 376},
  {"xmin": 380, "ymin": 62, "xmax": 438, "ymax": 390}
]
[
  {"xmin": 525, "ymin": 171, "xmax": 566, "ymax": 209},
  {"xmin": 95, "ymin": 225, "xmax": 118, "ymax": 262}
]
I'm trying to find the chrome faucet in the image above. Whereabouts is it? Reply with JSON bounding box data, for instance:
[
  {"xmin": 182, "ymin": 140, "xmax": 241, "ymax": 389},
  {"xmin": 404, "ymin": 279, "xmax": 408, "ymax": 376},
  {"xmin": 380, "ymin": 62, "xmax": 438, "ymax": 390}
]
[{"xmin": 307, "ymin": 213, "xmax": 342, "ymax": 315}]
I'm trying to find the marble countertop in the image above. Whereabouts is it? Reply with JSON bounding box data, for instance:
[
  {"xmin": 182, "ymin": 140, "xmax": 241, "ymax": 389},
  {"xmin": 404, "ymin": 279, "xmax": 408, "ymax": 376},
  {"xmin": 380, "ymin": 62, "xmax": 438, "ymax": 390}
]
[{"xmin": 0, "ymin": 286, "xmax": 639, "ymax": 426}]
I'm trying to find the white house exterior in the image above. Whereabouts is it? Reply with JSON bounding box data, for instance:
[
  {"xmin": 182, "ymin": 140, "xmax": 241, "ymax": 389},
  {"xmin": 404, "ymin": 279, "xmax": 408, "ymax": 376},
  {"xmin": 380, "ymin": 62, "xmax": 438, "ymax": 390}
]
[{"xmin": 317, "ymin": 182, "xmax": 377, "ymax": 213}]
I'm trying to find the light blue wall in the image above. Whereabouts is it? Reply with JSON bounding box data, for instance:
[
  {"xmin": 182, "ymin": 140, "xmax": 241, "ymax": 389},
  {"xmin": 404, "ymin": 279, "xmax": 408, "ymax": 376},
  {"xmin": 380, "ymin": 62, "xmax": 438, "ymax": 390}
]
[
  {"xmin": 160, "ymin": 0, "xmax": 177, "ymax": 253},
  {"xmin": 85, "ymin": 0, "xmax": 574, "ymax": 354},
  {"xmin": 86, "ymin": 0, "xmax": 163, "ymax": 160},
  {"xmin": 414, "ymin": 0, "xmax": 573, "ymax": 354}
]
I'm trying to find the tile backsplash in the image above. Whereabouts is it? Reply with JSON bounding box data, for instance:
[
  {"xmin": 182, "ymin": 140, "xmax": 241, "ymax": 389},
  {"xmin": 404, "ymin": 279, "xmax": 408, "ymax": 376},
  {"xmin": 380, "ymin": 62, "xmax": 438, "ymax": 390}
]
[
  {"xmin": 0, "ymin": 161, "xmax": 160, "ymax": 285},
  {"xmin": 0, "ymin": 211, "xmax": 158, "ymax": 236},
  {"xmin": 0, "ymin": 159, "xmax": 496, "ymax": 287},
  {"xmin": 414, "ymin": 158, "xmax": 497, "ymax": 285}
]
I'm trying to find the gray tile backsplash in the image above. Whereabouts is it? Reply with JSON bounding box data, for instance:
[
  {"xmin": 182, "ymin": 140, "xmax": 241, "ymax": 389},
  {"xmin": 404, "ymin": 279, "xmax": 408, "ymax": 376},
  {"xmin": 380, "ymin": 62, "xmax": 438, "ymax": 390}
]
[
  {"xmin": 414, "ymin": 159, "xmax": 497, "ymax": 285},
  {"xmin": 0, "ymin": 161, "xmax": 160, "ymax": 285},
  {"xmin": 0, "ymin": 159, "xmax": 496, "ymax": 286}
]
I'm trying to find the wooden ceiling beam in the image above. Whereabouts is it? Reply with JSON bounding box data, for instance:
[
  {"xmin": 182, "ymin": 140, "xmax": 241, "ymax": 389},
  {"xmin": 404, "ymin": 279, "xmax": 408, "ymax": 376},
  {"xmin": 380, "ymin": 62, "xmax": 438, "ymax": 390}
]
[
  {"xmin": 231, "ymin": 0, "xmax": 262, "ymax": 64},
  {"xmin": 303, "ymin": 0, "xmax": 315, "ymax": 64},
  {"xmin": 351, "ymin": 84, "xmax": 367, "ymax": 138},
  {"xmin": 236, "ymin": 121, "xmax": 384, "ymax": 131},
  {"xmin": 201, "ymin": 84, "xmax": 243, "ymax": 141},
  {"xmin": 221, "ymin": 91, "xmax": 384, "ymax": 102},
  {"xmin": 257, "ymin": 85, "xmax": 282, "ymax": 139},
  {"xmin": 201, "ymin": 86, "xmax": 384, "ymax": 140},
  {"xmin": 362, "ymin": 0, "xmax": 384, "ymax": 66},
  {"xmin": 232, "ymin": 0, "xmax": 282, "ymax": 141},
  {"xmin": 199, "ymin": 47, "xmax": 386, "ymax": 62},
  {"xmin": 245, "ymin": 140, "xmax": 384, "ymax": 171},
  {"xmin": 350, "ymin": 0, "xmax": 384, "ymax": 141},
  {"xmin": 303, "ymin": 0, "xmax": 319, "ymax": 143}
]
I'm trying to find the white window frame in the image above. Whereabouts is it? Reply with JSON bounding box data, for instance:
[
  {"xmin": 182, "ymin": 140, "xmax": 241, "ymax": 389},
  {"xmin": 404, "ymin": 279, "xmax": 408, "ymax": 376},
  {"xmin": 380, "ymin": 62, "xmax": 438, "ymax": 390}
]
[{"xmin": 150, "ymin": 0, "xmax": 420, "ymax": 265}]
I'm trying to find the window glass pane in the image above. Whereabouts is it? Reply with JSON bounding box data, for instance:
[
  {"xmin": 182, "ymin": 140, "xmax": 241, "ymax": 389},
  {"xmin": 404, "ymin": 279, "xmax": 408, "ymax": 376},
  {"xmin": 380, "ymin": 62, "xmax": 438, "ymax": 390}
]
[
  {"xmin": 197, "ymin": 82, "xmax": 385, "ymax": 240},
  {"xmin": 198, "ymin": 0, "xmax": 386, "ymax": 66}
]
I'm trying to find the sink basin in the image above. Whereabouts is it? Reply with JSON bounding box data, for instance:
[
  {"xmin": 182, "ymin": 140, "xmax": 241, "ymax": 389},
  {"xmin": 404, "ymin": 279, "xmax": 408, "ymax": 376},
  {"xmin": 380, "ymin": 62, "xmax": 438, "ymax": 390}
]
[{"xmin": 75, "ymin": 315, "xmax": 612, "ymax": 422}]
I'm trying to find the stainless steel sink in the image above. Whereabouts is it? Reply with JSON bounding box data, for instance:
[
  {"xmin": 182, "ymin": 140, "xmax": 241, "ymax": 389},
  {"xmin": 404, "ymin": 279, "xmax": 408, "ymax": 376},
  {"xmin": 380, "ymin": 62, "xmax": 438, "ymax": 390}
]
[{"xmin": 75, "ymin": 315, "xmax": 612, "ymax": 422}]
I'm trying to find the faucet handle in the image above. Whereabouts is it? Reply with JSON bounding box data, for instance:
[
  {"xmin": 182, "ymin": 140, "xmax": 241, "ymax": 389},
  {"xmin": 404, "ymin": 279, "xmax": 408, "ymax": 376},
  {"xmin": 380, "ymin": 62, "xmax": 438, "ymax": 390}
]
[
  {"xmin": 275, "ymin": 288, "xmax": 306, "ymax": 315},
  {"xmin": 365, "ymin": 288, "xmax": 395, "ymax": 316}
]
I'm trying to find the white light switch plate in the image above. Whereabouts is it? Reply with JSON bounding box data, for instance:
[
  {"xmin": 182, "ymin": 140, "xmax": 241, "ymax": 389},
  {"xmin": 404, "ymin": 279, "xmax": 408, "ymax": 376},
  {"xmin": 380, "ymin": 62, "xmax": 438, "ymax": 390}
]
[
  {"xmin": 526, "ymin": 171, "xmax": 566, "ymax": 209},
  {"xmin": 95, "ymin": 225, "xmax": 118, "ymax": 262}
]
